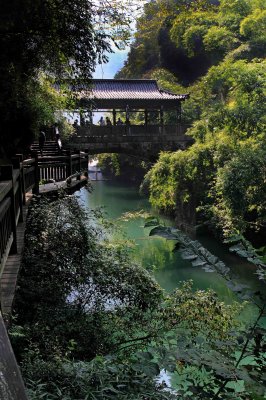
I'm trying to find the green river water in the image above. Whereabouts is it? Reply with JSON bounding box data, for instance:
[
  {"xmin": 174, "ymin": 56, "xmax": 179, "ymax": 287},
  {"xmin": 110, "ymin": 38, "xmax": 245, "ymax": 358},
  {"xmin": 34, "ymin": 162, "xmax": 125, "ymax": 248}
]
[{"xmin": 76, "ymin": 181, "xmax": 264, "ymax": 308}]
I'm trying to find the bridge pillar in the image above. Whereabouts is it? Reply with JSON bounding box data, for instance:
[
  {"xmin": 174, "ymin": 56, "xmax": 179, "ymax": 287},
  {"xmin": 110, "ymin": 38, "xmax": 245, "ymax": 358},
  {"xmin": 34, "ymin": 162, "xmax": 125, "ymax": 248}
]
[
  {"xmin": 160, "ymin": 106, "xmax": 164, "ymax": 133},
  {"xmin": 112, "ymin": 109, "xmax": 116, "ymax": 126},
  {"xmin": 80, "ymin": 111, "xmax": 85, "ymax": 126},
  {"xmin": 177, "ymin": 102, "xmax": 181, "ymax": 123},
  {"xmin": 144, "ymin": 109, "xmax": 148, "ymax": 128}
]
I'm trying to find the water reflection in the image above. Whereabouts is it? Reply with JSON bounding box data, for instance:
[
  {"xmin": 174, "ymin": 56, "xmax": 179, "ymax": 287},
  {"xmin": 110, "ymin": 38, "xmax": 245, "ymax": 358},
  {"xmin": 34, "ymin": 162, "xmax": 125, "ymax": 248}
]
[{"xmin": 76, "ymin": 182, "xmax": 263, "ymax": 308}]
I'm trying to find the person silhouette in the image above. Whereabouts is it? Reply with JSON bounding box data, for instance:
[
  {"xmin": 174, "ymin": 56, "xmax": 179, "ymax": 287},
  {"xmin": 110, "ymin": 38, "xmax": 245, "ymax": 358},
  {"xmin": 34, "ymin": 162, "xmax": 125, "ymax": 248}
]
[
  {"xmin": 106, "ymin": 117, "xmax": 112, "ymax": 126},
  {"xmin": 39, "ymin": 127, "xmax": 46, "ymax": 156},
  {"xmin": 99, "ymin": 116, "xmax": 105, "ymax": 126}
]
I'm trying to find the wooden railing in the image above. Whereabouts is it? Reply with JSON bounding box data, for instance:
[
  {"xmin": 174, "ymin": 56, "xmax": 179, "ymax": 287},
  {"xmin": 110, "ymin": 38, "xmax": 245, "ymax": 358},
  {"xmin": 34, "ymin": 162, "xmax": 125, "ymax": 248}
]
[
  {"xmin": 0, "ymin": 150, "xmax": 88, "ymax": 400},
  {"xmin": 0, "ymin": 312, "xmax": 28, "ymax": 400},
  {"xmin": 37, "ymin": 151, "xmax": 88, "ymax": 183},
  {"xmin": 0, "ymin": 151, "xmax": 88, "ymax": 278},
  {"xmin": 0, "ymin": 165, "xmax": 23, "ymax": 272},
  {"xmin": 76, "ymin": 123, "xmax": 190, "ymax": 137}
]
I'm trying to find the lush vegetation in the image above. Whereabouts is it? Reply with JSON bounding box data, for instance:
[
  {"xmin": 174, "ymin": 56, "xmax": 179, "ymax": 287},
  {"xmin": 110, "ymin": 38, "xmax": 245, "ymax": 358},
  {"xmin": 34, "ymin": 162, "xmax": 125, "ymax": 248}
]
[
  {"xmin": 11, "ymin": 195, "xmax": 265, "ymax": 399},
  {"xmin": 3, "ymin": 1, "xmax": 265, "ymax": 398},
  {"xmin": 97, "ymin": 153, "xmax": 151, "ymax": 184},
  {"xmin": 0, "ymin": 0, "xmax": 136, "ymax": 158},
  {"xmin": 117, "ymin": 0, "xmax": 266, "ymax": 245}
]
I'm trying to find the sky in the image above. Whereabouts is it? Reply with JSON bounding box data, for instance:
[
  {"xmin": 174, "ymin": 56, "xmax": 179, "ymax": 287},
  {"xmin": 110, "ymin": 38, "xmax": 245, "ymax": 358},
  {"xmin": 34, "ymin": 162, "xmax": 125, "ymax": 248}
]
[
  {"xmin": 93, "ymin": 46, "xmax": 130, "ymax": 79},
  {"xmin": 66, "ymin": 47, "xmax": 130, "ymax": 123}
]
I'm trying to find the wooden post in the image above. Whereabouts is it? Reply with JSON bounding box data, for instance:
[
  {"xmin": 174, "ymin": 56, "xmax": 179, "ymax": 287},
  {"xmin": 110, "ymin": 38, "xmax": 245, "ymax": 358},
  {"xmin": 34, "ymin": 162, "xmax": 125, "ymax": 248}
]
[
  {"xmin": 77, "ymin": 151, "xmax": 81, "ymax": 180},
  {"xmin": 80, "ymin": 110, "xmax": 85, "ymax": 126},
  {"xmin": 11, "ymin": 156, "xmax": 23, "ymax": 222},
  {"xmin": 89, "ymin": 108, "xmax": 93, "ymax": 125},
  {"xmin": 0, "ymin": 165, "xmax": 17, "ymax": 254},
  {"xmin": 67, "ymin": 150, "xmax": 72, "ymax": 177},
  {"xmin": 144, "ymin": 109, "xmax": 148, "ymax": 130},
  {"xmin": 112, "ymin": 109, "xmax": 116, "ymax": 126},
  {"xmin": 160, "ymin": 106, "xmax": 164, "ymax": 134},
  {"xmin": 32, "ymin": 152, "xmax": 39, "ymax": 195},
  {"xmin": 126, "ymin": 105, "xmax": 130, "ymax": 124},
  {"xmin": 177, "ymin": 102, "xmax": 181, "ymax": 123},
  {"xmin": 176, "ymin": 102, "xmax": 182, "ymax": 136},
  {"xmin": 16, "ymin": 154, "xmax": 26, "ymax": 205},
  {"xmin": 85, "ymin": 151, "xmax": 89, "ymax": 178}
]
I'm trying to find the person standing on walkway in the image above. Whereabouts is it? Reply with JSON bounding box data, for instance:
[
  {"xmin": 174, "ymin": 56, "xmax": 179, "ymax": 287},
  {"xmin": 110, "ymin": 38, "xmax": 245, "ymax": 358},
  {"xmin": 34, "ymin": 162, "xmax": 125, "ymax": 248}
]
[
  {"xmin": 106, "ymin": 116, "xmax": 112, "ymax": 126},
  {"xmin": 54, "ymin": 123, "xmax": 60, "ymax": 141},
  {"xmin": 53, "ymin": 123, "xmax": 62, "ymax": 152},
  {"xmin": 99, "ymin": 116, "xmax": 105, "ymax": 126},
  {"xmin": 39, "ymin": 127, "xmax": 46, "ymax": 156}
]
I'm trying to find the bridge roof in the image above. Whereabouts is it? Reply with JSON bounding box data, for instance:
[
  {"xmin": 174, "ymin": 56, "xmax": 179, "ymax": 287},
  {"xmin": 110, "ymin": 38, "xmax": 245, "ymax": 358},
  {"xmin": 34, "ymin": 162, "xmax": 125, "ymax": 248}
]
[{"xmin": 79, "ymin": 79, "xmax": 189, "ymax": 110}]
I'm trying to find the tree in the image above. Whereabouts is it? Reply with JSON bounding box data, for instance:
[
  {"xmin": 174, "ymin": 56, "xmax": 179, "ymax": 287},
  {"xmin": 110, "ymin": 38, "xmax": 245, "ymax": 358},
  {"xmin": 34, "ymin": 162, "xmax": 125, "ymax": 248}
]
[
  {"xmin": 121, "ymin": 0, "xmax": 265, "ymax": 240},
  {"xmin": 12, "ymin": 195, "xmax": 251, "ymax": 400},
  {"xmin": 0, "ymin": 0, "xmax": 139, "ymax": 157}
]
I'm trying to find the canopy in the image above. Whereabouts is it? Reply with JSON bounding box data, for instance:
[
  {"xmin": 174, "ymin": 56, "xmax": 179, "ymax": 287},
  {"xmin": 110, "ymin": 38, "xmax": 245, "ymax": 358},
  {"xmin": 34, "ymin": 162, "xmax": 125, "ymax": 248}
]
[{"xmin": 79, "ymin": 79, "xmax": 189, "ymax": 110}]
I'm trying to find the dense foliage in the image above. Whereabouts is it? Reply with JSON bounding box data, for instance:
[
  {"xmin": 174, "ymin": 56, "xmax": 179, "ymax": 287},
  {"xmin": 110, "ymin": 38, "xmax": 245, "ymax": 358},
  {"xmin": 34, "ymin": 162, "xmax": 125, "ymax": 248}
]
[
  {"xmin": 4, "ymin": 1, "xmax": 266, "ymax": 398},
  {"xmin": 118, "ymin": 0, "xmax": 266, "ymax": 243},
  {"xmin": 97, "ymin": 153, "xmax": 151, "ymax": 184},
  {"xmin": 11, "ymin": 195, "xmax": 265, "ymax": 399},
  {"xmin": 0, "ymin": 0, "xmax": 138, "ymax": 157}
]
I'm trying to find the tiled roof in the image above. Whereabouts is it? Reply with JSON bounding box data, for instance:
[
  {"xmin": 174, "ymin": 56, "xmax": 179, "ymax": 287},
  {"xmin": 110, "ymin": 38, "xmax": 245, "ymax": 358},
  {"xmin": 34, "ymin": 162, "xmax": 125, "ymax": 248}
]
[
  {"xmin": 87, "ymin": 79, "xmax": 188, "ymax": 101},
  {"xmin": 77, "ymin": 79, "xmax": 189, "ymax": 109}
]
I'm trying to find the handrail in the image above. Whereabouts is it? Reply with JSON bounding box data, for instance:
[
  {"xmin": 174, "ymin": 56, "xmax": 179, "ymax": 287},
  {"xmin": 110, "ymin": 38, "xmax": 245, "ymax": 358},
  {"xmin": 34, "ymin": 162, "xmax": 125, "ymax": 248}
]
[
  {"xmin": 22, "ymin": 158, "xmax": 35, "ymax": 165},
  {"xmin": 0, "ymin": 312, "xmax": 28, "ymax": 399},
  {"xmin": 76, "ymin": 123, "xmax": 190, "ymax": 137},
  {"xmin": 0, "ymin": 150, "xmax": 88, "ymax": 400},
  {"xmin": 0, "ymin": 150, "xmax": 89, "ymax": 274},
  {"xmin": 0, "ymin": 181, "xmax": 13, "ymax": 203}
]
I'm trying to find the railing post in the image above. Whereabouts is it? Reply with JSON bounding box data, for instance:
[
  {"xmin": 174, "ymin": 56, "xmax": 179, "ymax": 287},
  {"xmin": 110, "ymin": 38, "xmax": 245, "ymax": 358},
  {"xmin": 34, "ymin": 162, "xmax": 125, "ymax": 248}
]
[
  {"xmin": 11, "ymin": 156, "xmax": 23, "ymax": 222},
  {"xmin": 0, "ymin": 165, "xmax": 17, "ymax": 254},
  {"xmin": 77, "ymin": 151, "xmax": 81, "ymax": 180},
  {"xmin": 84, "ymin": 151, "xmax": 89, "ymax": 178},
  {"xmin": 16, "ymin": 154, "xmax": 26, "ymax": 205},
  {"xmin": 67, "ymin": 150, "xmax": 72, "ymax": 177},
  {"xmin": 32, "ymin": 152, "xmax": 39, "ymax": 195}
]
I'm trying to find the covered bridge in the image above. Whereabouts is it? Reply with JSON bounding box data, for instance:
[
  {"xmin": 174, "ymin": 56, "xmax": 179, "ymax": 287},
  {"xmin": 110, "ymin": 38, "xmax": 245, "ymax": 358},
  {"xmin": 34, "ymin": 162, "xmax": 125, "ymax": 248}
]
[{"xmin": 68, "ymin": 79, "xmax": 192, "ymax": 157}]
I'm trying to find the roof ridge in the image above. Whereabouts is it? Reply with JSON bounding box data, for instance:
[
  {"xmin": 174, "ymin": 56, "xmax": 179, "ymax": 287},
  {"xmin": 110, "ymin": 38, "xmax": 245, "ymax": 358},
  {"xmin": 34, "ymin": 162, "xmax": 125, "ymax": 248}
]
[{"xmin": 92, "ymin": 78, "xmax": 157, "ymax": 83}]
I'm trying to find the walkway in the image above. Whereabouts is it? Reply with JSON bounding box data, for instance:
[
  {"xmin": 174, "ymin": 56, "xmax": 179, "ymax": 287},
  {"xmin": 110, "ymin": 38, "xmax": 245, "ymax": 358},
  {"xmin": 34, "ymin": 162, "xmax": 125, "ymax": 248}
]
[
  {"xmin": 0, "ymin": 195, "xmax": 31, "ymax": 322},
  {"xmin": 0, "ymin": 312, "xmax": 28, "ymax": 399},
  {"xmin": 0, "ymin": 150, "xmax": 89, "ymax": 400},
  {"xmin": 39, "ymin": 173, "xmax": 89, "ymax": 195}
]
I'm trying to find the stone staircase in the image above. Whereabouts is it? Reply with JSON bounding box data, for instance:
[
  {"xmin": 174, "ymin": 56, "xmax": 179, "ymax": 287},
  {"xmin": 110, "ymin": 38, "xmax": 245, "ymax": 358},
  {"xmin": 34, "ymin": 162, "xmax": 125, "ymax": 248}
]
[{"xmin": 30, "ymin": 141, "xmax": 65, "ymax": 157}]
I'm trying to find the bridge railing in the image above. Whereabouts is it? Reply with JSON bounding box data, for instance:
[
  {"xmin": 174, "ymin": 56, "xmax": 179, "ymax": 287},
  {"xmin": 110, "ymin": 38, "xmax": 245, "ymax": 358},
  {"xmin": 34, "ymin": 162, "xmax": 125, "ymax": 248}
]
[
  {"xmin": 76, "ymin": 123, "xmax": 190, "ymax": 137},
  {"xmin": 0, "ymin": 151, "xmax": 88, "ymax": 276},
  {"xmin": 0, "ymin": 311, "xmax": 28, "ymax": 399},
  {"xmin": 0, "ymin": 163, "xmax": 29, "ymax": 400},
  {"xmin": 0, "ymin": 151, "xmax": 88, "ymax": 399},
  {"xmin": 22, "ymin": 158, "xmax": 37, "ymax": 194},
  {"xmin": 0, "ymin": 193, "xmax": 13, "ymax": 277},
  {"xmin": 0, "ymin": 165, "xmax": 23, "ymax": 277},
  {"xmin": 38, "ymin": 151, "xmax": 88, "ymax": 182}
]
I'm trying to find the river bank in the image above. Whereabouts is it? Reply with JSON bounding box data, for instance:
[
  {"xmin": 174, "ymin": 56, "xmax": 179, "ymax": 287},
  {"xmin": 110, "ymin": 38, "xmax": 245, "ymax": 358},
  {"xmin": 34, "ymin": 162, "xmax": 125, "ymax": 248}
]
[
  {"xmin": 10, "ymin": 182, "xmax": 266, "ymax": 399},
  {"xmin": 76, "ymin": 181, "xmax": 265, "ymax": 305}
]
